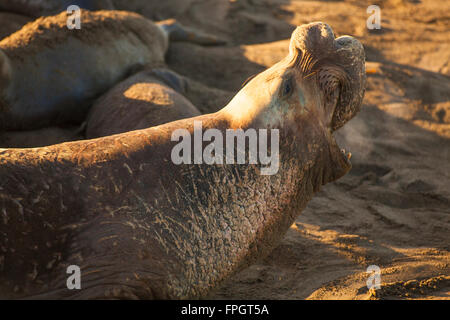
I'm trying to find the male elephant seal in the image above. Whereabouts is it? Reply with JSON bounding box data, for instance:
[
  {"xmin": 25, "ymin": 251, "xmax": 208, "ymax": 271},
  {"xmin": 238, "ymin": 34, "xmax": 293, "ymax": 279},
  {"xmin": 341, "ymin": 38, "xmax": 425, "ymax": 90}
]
[
  {"xmin": 86, "ymin": 69, "xmax": 201, "ymax": 139},
  {"xmin": 0, "ymin": 10, "xmax": 223, "ymax": 131},
  {"xmin": 0, "ymin": 22, "xmax": 365, "ymax": 299}
]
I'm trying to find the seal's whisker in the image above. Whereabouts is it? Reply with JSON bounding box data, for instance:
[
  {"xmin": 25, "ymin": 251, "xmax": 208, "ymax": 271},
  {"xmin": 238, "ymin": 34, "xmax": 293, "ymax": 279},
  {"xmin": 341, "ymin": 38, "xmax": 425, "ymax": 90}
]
[
  {"xmin": 298, "ymin": 51, "xmax": 319, "ymax": 75},
  {"xmin": 303, "ymin": 71, "xmax": 317, "ymax": 79}
]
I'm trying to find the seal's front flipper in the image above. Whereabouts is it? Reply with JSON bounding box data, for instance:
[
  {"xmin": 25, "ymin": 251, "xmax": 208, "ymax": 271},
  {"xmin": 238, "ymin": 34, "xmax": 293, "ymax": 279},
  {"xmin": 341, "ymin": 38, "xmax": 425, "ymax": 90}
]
[{"xmin": 157, "ymin": 19, "xmax": 226, "ymax": 46}]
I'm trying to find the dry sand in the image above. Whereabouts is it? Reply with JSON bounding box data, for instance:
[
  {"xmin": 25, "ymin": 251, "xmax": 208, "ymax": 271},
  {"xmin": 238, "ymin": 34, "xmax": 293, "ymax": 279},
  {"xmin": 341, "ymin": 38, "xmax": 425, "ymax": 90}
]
[
  {"xmin": 0, "ymin": 0, "xmax": 449, "ymax": 299},
  {"xmin": 166, "ymin": 0, "xmax": 450, "ymax": 300}
]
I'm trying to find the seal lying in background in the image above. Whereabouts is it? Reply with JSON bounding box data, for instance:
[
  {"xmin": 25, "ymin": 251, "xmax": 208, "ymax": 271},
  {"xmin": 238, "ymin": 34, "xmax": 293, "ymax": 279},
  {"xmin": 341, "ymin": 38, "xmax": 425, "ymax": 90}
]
[
  {"xmin": 0, "ymin": 12, "xmax": 31, "ymax": 40},
  {"xmin": 0, "ymin": 22, "xmax": 365, "ymax": 299},
  {"xmin": 0, "ymin": 0, "xmax": 230, "ymax": 23},
  {"xmin": 86, "ymin": 69, "xmax": 201, "ymax": 139},
  {"xmin": 0, "ymin": 10, "xmax": 223, "ymax": 131}
]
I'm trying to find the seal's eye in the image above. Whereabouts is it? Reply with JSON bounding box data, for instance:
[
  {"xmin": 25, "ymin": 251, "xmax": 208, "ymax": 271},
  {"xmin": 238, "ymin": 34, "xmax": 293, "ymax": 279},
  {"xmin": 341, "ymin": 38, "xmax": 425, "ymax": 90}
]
[{"xmin": 280, "ymin": 77, "xmax": 294, "ymax": 98}]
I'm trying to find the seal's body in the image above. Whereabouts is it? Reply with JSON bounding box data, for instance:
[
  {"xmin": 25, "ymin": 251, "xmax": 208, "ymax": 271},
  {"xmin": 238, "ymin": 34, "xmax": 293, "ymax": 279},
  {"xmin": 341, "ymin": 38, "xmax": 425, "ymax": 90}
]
[
  {"xmin": 86, "ymin": 69, "xmax": 201, "ymax": 139},
  {"xmin": 0, "ymin": 10, "xmax": 168, "ymax": 131},
  {"xmin": 0, "ymin": 23, "xmax": 365, "ymax": 299}
]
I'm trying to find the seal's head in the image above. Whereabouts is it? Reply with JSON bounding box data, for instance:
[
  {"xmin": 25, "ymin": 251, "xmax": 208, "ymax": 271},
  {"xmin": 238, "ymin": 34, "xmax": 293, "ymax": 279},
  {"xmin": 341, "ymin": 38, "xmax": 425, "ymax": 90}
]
[{"xmin": 223, "ymin": 22, "xmax": 365, "ymax": 184}]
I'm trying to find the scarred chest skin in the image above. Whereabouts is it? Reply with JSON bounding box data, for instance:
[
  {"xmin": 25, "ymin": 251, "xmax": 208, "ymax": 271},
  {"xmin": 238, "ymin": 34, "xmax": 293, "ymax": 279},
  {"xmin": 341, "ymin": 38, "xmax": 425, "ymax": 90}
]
[{"xmin": 0, "ymin": 111, "xmax": 339, "ymax": 299}]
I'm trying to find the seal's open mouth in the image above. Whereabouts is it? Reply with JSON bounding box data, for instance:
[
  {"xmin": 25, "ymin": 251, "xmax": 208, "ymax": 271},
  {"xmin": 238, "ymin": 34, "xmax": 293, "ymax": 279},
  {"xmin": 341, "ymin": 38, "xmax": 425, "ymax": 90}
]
[
  {"xmin": 290, "ymin": 22, "xmax": 365, "ymax": 126},
  {"xmin": 326, "ymin": 33, "xmax": 365, "ymax": 181}
]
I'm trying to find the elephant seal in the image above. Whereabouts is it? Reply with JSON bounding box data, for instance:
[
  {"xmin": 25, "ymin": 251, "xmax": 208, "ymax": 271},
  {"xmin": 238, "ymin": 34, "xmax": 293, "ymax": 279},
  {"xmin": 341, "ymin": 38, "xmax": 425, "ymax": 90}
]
[
  {"xmin": 0, "ymin": 10, "xmax": 224, "ymax": 131},
  {"xmin": 0, "ymin": 22, "xmax": 365, "ymax": 299},
  {"xmin": 86, "ymin": 69, "xmax": 201, "ymax": 139}
]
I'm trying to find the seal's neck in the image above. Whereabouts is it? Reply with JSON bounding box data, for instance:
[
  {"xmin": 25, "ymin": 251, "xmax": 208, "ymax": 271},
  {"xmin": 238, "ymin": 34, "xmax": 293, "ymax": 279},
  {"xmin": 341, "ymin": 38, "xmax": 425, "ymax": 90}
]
[{"xmin": 154, "ymin": 116, "xmax": 327, "ymax": 298}]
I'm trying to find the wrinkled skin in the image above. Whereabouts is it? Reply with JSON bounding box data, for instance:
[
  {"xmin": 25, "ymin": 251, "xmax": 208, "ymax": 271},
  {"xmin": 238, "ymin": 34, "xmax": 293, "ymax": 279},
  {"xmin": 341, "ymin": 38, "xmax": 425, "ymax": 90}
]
[
  {"xmin": 0, "ymin": 125, "xmax": 83, "ymax": 148},
  {"xmin": 111, "ymin": 0, "xmax": 230, "ymax": 25},
  {"xmin": 0, "ymin": 22, "xmax": 365, "ymax": 299}
]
